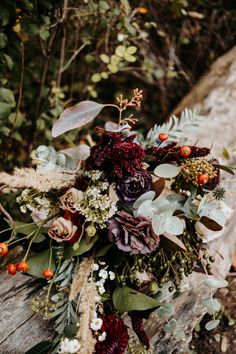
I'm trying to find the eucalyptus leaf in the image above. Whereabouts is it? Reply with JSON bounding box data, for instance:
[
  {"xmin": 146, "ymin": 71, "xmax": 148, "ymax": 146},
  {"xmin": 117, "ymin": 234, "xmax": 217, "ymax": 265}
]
[
  {"xmin": 156, "ymin": 303, "xmax": 175, "ymax": 318},
  {"xmin": 164, "ymin": 319, "xmax": 177, "ymax": 333},
  {"xmin": 212, "ymin": 163, "xmax": 234, "ymax": 175},
  {"xmin": 164, "ymin": 216, "xmax": 184, "ymax": 235},
  {"xmin": 113, "ymin": 286, "xmax": 160, "ymax": 314},
  {"xmin": 64, "ymin": 236, "xmax": 98, "ymax": 257},
  {"xmin": 205, "ymin": 319, "xmax": 220, "ymax": 331},
  {"xmin": 137, "ymin": 199, "xmax": 154, "ymax": 219},
  {"xmin": 133, "ymin": 191, "xmax": 155, "ymax": 209},
  {"xmin": 52, "ymin": 101, "xmax": 106, "ymax": 137},
  {"xmin": 202, "ymin": 298, "xmax": 221, "ymax": 313},
  {"xmin": 204, "ymin": 278, "xmax": 228, "ymax": 288},
  {"xmin": 200, "ymin": 216, "xmax": 222, "ymax": 231},
  {"xmin": 154, "ymin": 164, "xmax": 180, "ymax": 178}
]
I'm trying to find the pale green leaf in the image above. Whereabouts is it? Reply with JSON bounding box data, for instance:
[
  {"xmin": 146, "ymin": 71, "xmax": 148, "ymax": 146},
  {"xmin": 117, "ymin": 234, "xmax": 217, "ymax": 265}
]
[{"xmin": 154, "ymin": 164, "xmax": 180, "ymax": 178}]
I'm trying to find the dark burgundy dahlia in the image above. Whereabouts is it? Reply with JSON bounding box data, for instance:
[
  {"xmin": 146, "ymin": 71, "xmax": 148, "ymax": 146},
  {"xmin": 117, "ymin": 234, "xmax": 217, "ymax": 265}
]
[
  {"xmin": 116, "ymin": 169, "xmax": 152, "ymax": 203},
  {"xmin": 108, "ymin": 211, "xmax": 160, "ymax": 255},
  {"xmin": 95, "ymin": 315, "xmax": 129, "ymax": 354},
  {"xmin": 85, "ymin": 131, "xmax": 145, "ymax": 177}
]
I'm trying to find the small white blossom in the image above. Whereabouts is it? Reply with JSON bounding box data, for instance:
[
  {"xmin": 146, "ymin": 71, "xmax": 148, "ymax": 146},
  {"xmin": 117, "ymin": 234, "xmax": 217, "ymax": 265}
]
[
  {"xmin": 117, "ymin": 33, "xmax": 126, "ymax": 42},
  {"xmin": 109, "ymin": 271, "xmax": 116, "ymax": 280},
  {"xmin": 91, "ymin": 263, "xmax": 99, "ymax": 271},
  {"xmin": 99, "ymin": 269, "xmax": 108, "ymax": 280},
  {"xmin": 98, "ymin": 332, "xmax": 107, "ymax": 342},
  {"xmin": 90, "ymin": 317, "xmax": 103, "ymax": 331},
  {"xmin": 96, "ymin": 279, "xmax": 105, "ymax": 287},
  {"xmin": 58, "ymin": 338, "xmax": 81, "ymax": 354},
  {"xmin": 98, "ymin": 286, "xmax": 106, "ymax": 294}
]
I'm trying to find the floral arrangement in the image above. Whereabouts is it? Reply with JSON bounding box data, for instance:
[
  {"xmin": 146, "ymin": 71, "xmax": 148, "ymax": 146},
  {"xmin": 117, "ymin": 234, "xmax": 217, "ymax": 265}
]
[{"xmin": 0, "ymin": 89, "xmax": 233, "ymax": 354}]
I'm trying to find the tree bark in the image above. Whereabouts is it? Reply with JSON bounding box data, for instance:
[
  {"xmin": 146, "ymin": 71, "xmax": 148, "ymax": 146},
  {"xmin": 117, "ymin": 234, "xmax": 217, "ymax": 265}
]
[{"xmin": 1, "ymin": 45, "xmax": 236, "ymax": 354}]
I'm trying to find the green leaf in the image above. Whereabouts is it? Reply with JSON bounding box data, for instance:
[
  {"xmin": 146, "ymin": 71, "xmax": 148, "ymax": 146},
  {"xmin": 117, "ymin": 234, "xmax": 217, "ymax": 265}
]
[
  {"xmin": 204, "ymin": 278, "xmax": 228, "ymax": 289},
  {"xmin": 0, "ymin": 102, "xmax": 12, "ymax": 119},
  {"xmin": 107, "ymin": 63, "xmax": 119, "ymax": 73},
  {"xmin": 91, "ymin": 73, "xmax": 101, "ymax": 83},
  {"xmin": 95, "ymin": 244, "xmax": 114, "ymax": 257},
  {"xmin": 115, "ymin": 45, "xmax": 126, "ymax": 57},
  {"xmin": 123, "ymin": 53, "xmax": 136, "ymax": 62},
  {"xmin": 205, "ymin": 319, "xmax": 220, "ymax": 331},
  {"xmin": 100, "ymin": 54, "xmax": 110, "ymax": 64},
  {"xmin": 154, "ymin": 164, "xmax": 180, "ymax": 178},
  {"xmin": 126, "ymin": 46, "xmax": 137, "ymax": 54},
  {"xmin": 99, "ymin": 0, "xmax": 110, "ymax": 13},
  {"xmin": 27, "ymin": 249, "xmax": 56, "ymax": 278},
  {"xmin": 0, "ymin": 88, "xmax": 15, "ymax": 106},
  {"xmin": 101, "ymin": 71, "xmax": 109, "ymax": 79},
  {"xmin": 3, "ymin": 54, "xmax": 13, "ymax": 70},
  {"xmin": 24, "ymin": 341, "xmax": 53, "ymax": 354},
  {"xmin": 0, "ymin": 32, "xmax": 7, "ymax": 49},
  {"xmin": 113, "ymin": 286, "xmax": 160, "ymax": 314},
  {"xmin": 8, "ymin": 112, "xmax": 24, "ymax": 127},
  {"xmin": 39, "ymin": 27, "xmax": 49, "ymax": 41},
  {"xmin": 121, "ymin": 0, "xmax": 131, "ymax": 14},
  {"xmin": 212, "ymin": 163, "xmax": 234, "ymax": 175},
  {"xmin": 64, "ymin": 236, "xmax": 98, "ymax": 257}
]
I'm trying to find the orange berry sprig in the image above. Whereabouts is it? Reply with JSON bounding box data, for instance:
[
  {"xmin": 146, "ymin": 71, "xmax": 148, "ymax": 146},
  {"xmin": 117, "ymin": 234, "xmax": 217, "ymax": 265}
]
[
  {"xmin": 7, "ymin": 264, "xmax": 17, "ymax": 275},
  {"xmin": 180, "ymin": 146, "xmax": 192, "ymax": 157},
  {"xmin": 0, "ymin": 242, "xmax": 8, "ymax": 256},
  {"xmin": 43, "ymin": 269, "xmax": 54, "ymax": 280}
]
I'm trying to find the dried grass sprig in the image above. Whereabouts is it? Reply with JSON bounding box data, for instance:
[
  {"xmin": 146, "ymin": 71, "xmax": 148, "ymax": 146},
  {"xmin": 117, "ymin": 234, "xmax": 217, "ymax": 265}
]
[
  {"xmin": 76, "ymin": 279, "xmax": 98, "ymax": 354},
  {"xmin": 0, "ymin": 168, "xmax": 76, "ymax": 192},
  {"xmin": 69, "ymin": 257, "xmax": 93, "ymax": 301}
]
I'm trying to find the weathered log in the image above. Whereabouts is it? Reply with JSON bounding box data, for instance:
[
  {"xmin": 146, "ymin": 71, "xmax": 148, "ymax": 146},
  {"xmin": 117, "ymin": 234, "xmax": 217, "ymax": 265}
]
[
  {"xmin": 1, "ymin": 45, "xmax": 236, "ymax": 353},
  {"xmin": 144, "ymin": 44, "xmax": 236, "ymax": 353}
]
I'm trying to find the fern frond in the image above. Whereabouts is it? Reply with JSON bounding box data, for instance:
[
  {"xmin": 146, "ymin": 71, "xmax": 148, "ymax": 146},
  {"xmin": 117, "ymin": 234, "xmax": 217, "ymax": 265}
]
[{"xmin": 145, "ymin": 108, "xmax": 205, "ymax": 147}]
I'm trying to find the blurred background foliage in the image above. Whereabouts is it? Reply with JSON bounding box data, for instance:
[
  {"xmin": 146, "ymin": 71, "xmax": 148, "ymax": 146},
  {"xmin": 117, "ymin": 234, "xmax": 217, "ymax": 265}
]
[{"xmin": 0, "ymin": 0, "xmax": 236, "ymax": 170}]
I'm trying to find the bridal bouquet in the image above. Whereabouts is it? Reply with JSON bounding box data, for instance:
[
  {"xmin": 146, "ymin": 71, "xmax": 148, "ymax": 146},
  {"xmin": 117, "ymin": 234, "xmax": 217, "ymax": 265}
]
[{"xmin": 0, "ymin": 89, "xmax": 233, "ymax": 354}]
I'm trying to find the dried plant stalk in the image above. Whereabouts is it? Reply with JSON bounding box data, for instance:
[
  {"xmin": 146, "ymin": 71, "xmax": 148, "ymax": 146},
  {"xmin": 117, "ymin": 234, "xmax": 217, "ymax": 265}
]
[
  {"xmin": 69, "ymin": 257, "xmax": 93, "ymax": 301},
  {"xmin": 76, "ymin": 279, "xmax": 98, "ymax": 354},
  {"xmin": 0, "ymin": 168, "xmax": 76, "ymax": 192}
]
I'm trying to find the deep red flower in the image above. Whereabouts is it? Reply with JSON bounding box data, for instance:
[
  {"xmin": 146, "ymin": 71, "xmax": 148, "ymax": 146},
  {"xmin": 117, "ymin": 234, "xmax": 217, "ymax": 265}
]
[
  {"xmin": 86, "ymin": 131, "xmax": 145, "ymax": 177},
  {"xmin": 64, "ymin": 210, "xmax": 83, "ymax": 243},
  {"xmin": 145, "ymin": 143, "xmax": 210, "ymax": 165},
  {"xmin": 95, "ymin": 315, "xmax": 129, "ymax": 354}
]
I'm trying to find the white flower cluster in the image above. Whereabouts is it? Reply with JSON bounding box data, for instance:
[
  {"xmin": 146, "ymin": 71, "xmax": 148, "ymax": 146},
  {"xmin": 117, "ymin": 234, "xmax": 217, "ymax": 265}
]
[
  {"xmin": 75, "ymin": 179, "xmax": 117, "ymax": 229},
  {"xmin": 91, "ymin": 263, "xmax": 115, "ymax": 295},
  {"xmin": 58, "ymin": 338, "xmax": 81, "ymax": 354},
  {"xmin": 90, "ymin": 312, "xmax": 107, "ymax": 342},
  {"xmin": 16, "ymin": 189, "xmax": 58, "ymax": 224}
]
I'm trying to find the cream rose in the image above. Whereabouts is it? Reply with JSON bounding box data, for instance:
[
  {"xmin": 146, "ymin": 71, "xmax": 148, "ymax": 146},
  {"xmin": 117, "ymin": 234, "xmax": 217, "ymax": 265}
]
[
  {"xmin": 48, "ymin": 217, "xmax": 77, "ymax": 242},
  {"xmin": 60, "ymin": 188, "xmax": 84, "ymax": 213}
]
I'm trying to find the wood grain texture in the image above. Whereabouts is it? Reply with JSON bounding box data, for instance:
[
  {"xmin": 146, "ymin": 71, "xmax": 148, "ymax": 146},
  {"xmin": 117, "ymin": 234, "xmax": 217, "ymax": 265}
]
[{"xmin": 1, "ymin": 45, "xmax": 236, "ymax": 353}]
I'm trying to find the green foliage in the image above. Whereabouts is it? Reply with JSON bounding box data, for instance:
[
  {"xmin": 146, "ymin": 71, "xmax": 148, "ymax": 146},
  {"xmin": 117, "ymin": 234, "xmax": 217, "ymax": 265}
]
[
  {"xmin": 27, "ymin": 249, "xmax": 56, "ymax": 278},
  {"xmin": 113, "ymin": 286, "xmax": 160, "ymax": 314}
]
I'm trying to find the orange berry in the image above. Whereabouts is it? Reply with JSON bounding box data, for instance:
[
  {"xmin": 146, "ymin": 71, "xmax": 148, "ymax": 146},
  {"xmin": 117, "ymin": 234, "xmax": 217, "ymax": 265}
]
[
  {"xmin": 159, "ymin": 133, "xmax": 168, "ymax": 141},
  {"xmin": 198, "ymin": 174, "xmax": 209, "ymax": 185},
  {"xmin": 0, "ymin": 242, "xmax": 8, "ymax": 256},
  {"xmin": 180, "ymin": 146, "xmax": 191, "ymax": 157},
  {"xmin": 7, "ymin": 263, "xmax": 17, "ymax": 275},
  {"xmin": 16, "ymin": 261, "xmax": 28, "ymax": 273},
  {"xmin": 137, "ymin": 6, "xmax": 148, "ymax": 14},
  {"xmin": 42, "ymin": 269, "xmax": 54, "ymax": 280}
]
